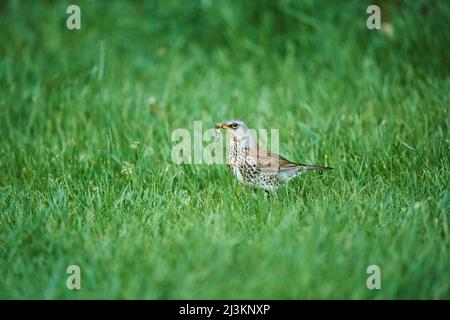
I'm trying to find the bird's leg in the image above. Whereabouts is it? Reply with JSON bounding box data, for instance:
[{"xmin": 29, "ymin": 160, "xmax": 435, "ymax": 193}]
[{"xmin": 264, "ymin": 190, "xmax": 278, "ymax": 199}]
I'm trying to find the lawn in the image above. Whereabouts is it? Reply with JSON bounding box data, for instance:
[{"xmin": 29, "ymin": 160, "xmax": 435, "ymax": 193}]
[{"xmin": 0, "ymin": 0, "xmax": 449, "ymax": 299}]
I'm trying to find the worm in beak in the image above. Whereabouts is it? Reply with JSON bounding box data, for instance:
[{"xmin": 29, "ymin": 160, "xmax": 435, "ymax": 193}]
[
  {"xmin": 215, "ymin": 123, "xmax": 229, "ymax": 129},
  {"xmin": 215, "ymin": 123, "xmax": 227, "ymax": 142}
]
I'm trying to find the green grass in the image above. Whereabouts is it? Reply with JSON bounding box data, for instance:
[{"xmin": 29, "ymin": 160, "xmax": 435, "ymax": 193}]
[{"xmin": 0, "ymin": 0, "xmax": 449, "ymax": 299}]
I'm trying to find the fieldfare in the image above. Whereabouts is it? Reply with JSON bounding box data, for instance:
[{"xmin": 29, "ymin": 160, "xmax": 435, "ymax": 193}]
[{"xmin": 215, "ymin": 120, "xmax": 332, "ymax": 193}]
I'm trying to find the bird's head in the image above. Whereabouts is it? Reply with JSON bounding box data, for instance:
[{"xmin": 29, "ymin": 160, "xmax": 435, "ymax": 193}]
[
  {"xmin": 215, "ymin": 120, "xmax": 256, "ymax": 147},
  {"xmin": 215, "ymin": 120, "xmax": 249, "ymax": 139}
]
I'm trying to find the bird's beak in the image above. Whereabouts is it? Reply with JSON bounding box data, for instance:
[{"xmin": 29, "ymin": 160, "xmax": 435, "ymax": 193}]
[{"xmin": 215, "ymin": 123, "xmax": 229, "ymax": 129}]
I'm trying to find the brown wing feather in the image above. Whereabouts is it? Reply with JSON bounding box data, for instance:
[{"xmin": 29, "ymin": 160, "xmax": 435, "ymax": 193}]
[
  {"xmin": 247, "ymin": 146, "xmax": 333, "ymax": 173},
  {"xmin": 247, "ymin": 146, "xmax": 295, "ymax": 173}
]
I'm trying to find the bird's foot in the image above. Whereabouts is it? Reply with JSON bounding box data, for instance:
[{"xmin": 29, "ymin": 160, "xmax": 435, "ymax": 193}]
[{"xmin": 264, "ymin": 190, "xmax": 278, "ymax": 199}]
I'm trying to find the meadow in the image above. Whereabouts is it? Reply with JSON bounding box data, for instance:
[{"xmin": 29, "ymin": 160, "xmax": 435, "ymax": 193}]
[{"xmin": 0, "ymin": 0, "xmax": 449, "ymax": 299}]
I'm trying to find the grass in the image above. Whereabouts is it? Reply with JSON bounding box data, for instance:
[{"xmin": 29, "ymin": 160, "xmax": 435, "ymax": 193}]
[{"xmin": 0, "ymin": 0, "xmax": 449, "ymax": 299}]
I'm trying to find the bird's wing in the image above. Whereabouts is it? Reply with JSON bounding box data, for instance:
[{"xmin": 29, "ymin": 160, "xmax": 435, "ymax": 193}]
[
  {"xmin": 247, "ymin": 146, "xmax": 333, "ymax": 173},
  {"xmin": 247, "ymin": 146, "xmax": 296, "ymax": 173}
]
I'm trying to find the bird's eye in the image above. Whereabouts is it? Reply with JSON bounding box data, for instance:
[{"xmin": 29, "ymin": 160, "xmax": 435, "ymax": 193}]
[{"xmin": 231, "ymin": 123, "xmax": 238, "ymax": 129}]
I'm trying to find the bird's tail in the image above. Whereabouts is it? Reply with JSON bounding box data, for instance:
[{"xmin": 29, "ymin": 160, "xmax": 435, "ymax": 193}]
[{"xmin": 296, "ymin": 164, "xmax": 334, "ymax": 171}]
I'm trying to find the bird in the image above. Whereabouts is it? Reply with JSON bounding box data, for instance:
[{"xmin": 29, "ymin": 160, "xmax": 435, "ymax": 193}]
[{"xmin": 215, "ymin": 120, "xmax": 333, "ymax": 194}]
